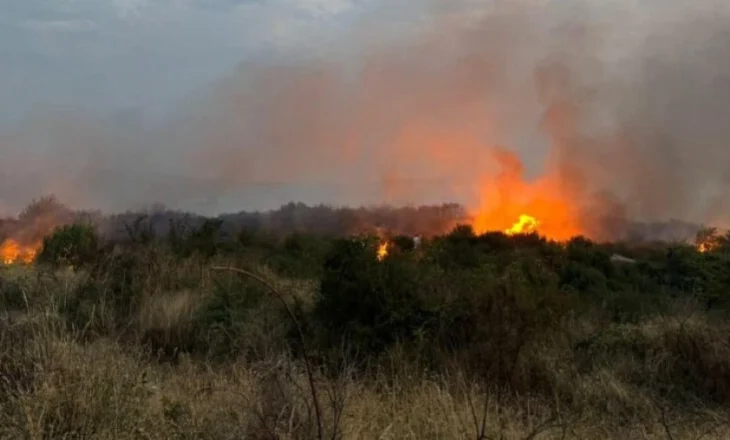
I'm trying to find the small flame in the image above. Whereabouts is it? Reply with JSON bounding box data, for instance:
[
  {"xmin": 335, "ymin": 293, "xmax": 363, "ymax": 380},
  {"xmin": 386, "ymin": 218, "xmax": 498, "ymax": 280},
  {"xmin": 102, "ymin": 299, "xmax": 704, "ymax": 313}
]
[
  {"xmin": 505, "ymin": 214, "xmax": 539, "ymax": 236},
  {"xmin": 377, "ymin": 241, "xmax": 389, "ymax": 261},
  {"xmin": 698, "ymin": 240, "xmax": 718, "ymax": 253},
  {"xmin": 0, "ymin": 239, "xmax": 40, "ymax": 265},
  {"xmin": 695, "ymin": 228, "xmax": 723, "ymax": 253}
]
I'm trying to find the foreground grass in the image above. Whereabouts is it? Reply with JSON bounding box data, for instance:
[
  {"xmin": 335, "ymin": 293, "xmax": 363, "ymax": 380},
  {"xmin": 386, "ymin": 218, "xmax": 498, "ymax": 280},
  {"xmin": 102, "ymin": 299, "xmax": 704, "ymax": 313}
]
[{"xmin": 2, "ymin": 258, "xmax": 730, "ymax": 439}]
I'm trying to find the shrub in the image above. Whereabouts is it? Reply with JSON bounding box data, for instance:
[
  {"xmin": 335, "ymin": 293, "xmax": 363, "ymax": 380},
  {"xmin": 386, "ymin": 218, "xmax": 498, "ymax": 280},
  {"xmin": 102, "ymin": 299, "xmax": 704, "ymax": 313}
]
[
  {"xmin": 38, "ymin": 223, "xmax": 99, "ymax": 268},
  {"xmin": 192, "ymin": 273, "xmax": 291, "ymax": 361},
  {"xmin": 266, "ymin": 232, "xmax": 332, "ymax": 278},
  {"xmin": 58, "ymin": 246, "xmax": 164, "ymax": 336},
  {"xmin": 313, "ymin": 238, "xmax": 434, "ymax": 357},
  {"xmin": 433, "ymin": 256, "xmax": 574, "ymax": 389},
  {"xmin": 427, "ymin": 225, "xmax": 484, "ymax": 269}
]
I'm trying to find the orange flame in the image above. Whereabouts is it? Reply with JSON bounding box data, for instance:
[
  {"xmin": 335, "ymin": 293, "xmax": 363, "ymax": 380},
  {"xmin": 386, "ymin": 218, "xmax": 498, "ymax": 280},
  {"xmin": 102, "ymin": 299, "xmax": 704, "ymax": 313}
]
[
  {"xmin": 697, "ymin": 237, "xmax": 720, "ymax": 253},
  {"xmin": 0, "ymin": 239, "xmax": 40, "ymax": 265},
  {"xmin": 376, "ymin": 241, "xmax": 389, "ymax": 261},
  {"xmin": 695, "ymin": 228, "xmax": 723, "ymax": 253},
  {"xmin": 505, "ymin": 214, "xmax": 539, "ymax": 236},
  {"xmin": 470, "ymin": 149, "xmax": 584, "ymax": 241}
]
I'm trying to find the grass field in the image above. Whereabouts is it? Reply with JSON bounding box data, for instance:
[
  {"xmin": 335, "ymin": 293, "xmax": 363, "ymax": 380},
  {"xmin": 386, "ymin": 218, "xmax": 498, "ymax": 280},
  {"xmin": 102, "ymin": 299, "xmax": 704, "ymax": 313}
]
[{"xmin": 2, "ymin": 222, "xmax": 730, "ymax": 439}]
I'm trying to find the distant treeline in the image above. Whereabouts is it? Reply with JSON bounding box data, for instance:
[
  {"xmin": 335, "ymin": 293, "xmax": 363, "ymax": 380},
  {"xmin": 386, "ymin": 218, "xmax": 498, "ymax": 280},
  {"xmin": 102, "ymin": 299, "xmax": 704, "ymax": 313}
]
[
  {"xmin": 105, "ymin": 202, "xmax": 468, "ymax": 240},
  {"xmin": 0, "ymin": 195, "xmax": 707, "ymax": 245}
]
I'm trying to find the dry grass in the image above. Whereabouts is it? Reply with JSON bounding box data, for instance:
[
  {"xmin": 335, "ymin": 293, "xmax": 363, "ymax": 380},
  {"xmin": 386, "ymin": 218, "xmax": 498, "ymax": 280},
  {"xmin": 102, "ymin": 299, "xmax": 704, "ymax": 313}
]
[
  {"xmin": 2, "ymin": 264, "xmax": 730, "ymax": 439},
  {"xmin": 2, "ymin": 329, "xmax": 729, "ymax": 439}
]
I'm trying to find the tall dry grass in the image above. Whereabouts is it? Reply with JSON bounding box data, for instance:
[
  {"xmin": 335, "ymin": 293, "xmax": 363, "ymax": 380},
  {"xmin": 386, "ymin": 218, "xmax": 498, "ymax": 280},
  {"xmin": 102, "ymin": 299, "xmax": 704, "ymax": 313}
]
[{"xmin": 2, "ymin": 260, "xmax": 730, "ymax": 439}]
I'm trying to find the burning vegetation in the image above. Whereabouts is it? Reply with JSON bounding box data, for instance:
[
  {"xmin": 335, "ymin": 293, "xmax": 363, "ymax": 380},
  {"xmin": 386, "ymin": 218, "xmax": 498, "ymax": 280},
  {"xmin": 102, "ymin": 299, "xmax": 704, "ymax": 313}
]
[
  {"xmin": 3, "ymin": 1, "xmax": 730, "ymax": 437},
  {"xmin": 0, "ymin": 239, "xmax": 40, "ymax": 265},
  {"xmin": 1, "ymin": 0, "xmax": 730, "ymax": 253},
  {"xmin": 2, "ymin": 194, "xmax": 730, "ymax": 438},
  {"xmin": 0, "ymin": 194, "xmax": 722, "ymax": 267},
  {"xmin": 695, "ymin": 227, "xmax": 728, "ymax": 253},
  {"xmin": 504, "ymin": 214, "xmax": 540, "ymax": 236},
  {"xmin": 0, "ymin": 196, "xmax": 78, "ymax": 265},
  {"xmin": 376, "ymin": 241, "xmax": 390, "ymax": 261}
]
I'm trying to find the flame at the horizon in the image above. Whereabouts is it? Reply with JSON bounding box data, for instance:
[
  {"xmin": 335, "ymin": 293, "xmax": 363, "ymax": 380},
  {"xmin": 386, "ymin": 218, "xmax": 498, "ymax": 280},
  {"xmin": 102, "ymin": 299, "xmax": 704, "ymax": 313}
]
[
  {"xmin": 0, "ymin": 239, "xmax": 40, "ymax": 265},
  {"xmin": 468, "ymin": 149, "xmax": 585, "ymax": 241}
]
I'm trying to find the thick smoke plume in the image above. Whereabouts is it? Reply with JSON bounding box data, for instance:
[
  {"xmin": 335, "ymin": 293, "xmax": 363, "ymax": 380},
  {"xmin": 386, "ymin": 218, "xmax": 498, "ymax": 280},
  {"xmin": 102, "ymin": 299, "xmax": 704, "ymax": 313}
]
[{"xmin": 2, "ymin": 0, "xmax": 730, "ymax": 241}]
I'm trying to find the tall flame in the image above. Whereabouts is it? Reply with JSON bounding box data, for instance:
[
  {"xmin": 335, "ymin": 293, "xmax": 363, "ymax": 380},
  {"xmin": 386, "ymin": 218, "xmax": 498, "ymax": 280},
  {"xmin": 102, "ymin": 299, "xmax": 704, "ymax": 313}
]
[
  {"xmin": 469, "ymin": 149, "xmax": 584, "ymax": 241},
  {"xmin": 0, "ymin": 239, "xmax": 40, "ymax": 265}
]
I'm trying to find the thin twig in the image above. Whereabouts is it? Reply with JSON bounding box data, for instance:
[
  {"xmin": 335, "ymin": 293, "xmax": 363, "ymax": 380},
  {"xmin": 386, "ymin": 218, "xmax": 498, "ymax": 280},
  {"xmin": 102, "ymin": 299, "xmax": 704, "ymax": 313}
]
[
  {"xmin": 650, "ymin": 395, "xmax": 675, "ymax": 440},
  {"xmin": 210, "ymin": 265, "xmax": 324, "ymax": 440},
  {"xmin": 478, "ymin": 384, "xmax": 490, "ymax": 440},
  {"xmin": 463, "ymin": 376, "xmax": 482, "ymax": 438},
  {"xmin": 522, "ymin": 414, "xmax": 560, "ymax": 440}
]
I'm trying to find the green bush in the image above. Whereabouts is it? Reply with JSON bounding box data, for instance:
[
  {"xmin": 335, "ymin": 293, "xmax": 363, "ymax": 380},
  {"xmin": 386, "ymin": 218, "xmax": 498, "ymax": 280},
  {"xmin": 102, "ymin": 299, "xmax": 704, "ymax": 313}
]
[
  {"xmin": 433, "ymin": 255, "xmax": 574, "ymax": 387},
  {"xmin": 265, "ymin": 232, "xmax": 332, "ymax": 278},
  {"xmin": 427, "ymin": 225, "xmax": 484, "ymax": 269},
  {"xmin": 59, "ymin": 249, "xmax": 150, "ymax": 335},
  {"xmin": 313, "ymin": 238, "xmax": 434, "ymax": 356},
  {"xmin": 192, "ymin": 274, "xmax": 290, "ymax": 361},
  {"xmin": 38, "ymin": 223, "xmax": 99, "ymax": 268},
  {"xmin": 0, "ymin": 278, "xmax": 26, "ymax": 310}
]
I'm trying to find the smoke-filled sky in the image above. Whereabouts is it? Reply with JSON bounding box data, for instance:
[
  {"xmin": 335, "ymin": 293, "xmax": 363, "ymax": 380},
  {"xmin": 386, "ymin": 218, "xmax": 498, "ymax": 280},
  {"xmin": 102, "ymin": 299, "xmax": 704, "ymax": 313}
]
[{"xmin": 2, "ymin": 0, "xmax": 730, "ymax": 233}]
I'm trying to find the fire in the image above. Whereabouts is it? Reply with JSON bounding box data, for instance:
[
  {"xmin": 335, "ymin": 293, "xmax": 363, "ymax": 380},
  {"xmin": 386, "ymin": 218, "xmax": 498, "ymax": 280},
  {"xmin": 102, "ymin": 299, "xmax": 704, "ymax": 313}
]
[
  {"xmin": 505, "ymin": 214, "xmax": 539, "ymax": 236},
  {"xmin": 470, "ymin": 149, "xmax": 584, "ymax": 241},
  {"xmin": 471, "ymin": 191, "xmax": 582, "ymax": 241},
  {"xmin": 697, "ymin": 238, "xmax": 722, "ymax": 253},
  {"xmin": 695, "ymin": 228, "xmax": 723, "ymax": 253},
  {"xmin": 0, "ymin": 239, "xmax": 40, "ymax": 265},
  {"xmin": 376, "ymin": 241, "xmax": 389, "ymax": 261}
]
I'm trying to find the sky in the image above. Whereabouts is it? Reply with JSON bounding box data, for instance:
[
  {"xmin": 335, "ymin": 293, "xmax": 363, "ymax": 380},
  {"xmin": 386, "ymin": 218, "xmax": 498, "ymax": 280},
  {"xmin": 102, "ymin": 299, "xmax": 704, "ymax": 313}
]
[
  {"xmin": 0, "ymin": 0, "xmax": 438, "ymax": 214},
  {"xmin": 2, "ymin": 0, "xmax": 730, "ymax": 231},
  {"xmin": 0, "ymin": 0, "xmax": 375, "ymax": 127},
  {"xmin": 0, "ymin": 0, "xmax": 614, "ymax": 128},
  {"xmin": 0, "ymin": 0, "xmax": 396, "ymax": 213}
]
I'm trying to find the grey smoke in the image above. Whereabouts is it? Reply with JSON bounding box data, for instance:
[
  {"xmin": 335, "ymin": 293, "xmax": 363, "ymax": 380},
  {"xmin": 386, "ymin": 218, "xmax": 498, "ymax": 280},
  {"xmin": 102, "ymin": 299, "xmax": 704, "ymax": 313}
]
[{"xmin": 1, "ymin": 0, "xmax": 730, "ymax": 240}]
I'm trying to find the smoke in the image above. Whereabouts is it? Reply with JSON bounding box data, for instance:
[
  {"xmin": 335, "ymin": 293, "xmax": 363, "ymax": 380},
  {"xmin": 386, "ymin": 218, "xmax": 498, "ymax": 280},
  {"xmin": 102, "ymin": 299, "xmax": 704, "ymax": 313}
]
[
  {"xmin": 0, "ymin": 196, "xmax": 79, "ymax": 247},
  {"xmin": 2, "ymin": 0, "xmax": 730, "ymax": 240}
]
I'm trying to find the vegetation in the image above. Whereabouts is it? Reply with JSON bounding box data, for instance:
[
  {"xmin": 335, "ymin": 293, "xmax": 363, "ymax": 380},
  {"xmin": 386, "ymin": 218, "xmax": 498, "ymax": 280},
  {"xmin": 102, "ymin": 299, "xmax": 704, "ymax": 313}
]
[
  {"xmin": 38, "ymin": 223, "xmax": 100, "ymax": 268},
  {"xmin": 2, "ymin": 210, "xmax": 730, "ymax": 439}
]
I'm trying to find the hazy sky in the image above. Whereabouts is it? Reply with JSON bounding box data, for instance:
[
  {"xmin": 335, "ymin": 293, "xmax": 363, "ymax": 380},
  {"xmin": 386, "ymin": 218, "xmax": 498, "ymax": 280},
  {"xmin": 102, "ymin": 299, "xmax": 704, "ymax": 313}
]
[
  {"xmin": 0, "ymin": 0, "xmax": 376, "ymax": 126},
  {"xmin": 0, "ymin": 0, "xmax": 436, "ymax": 214},
  {"xmin": 2, "ymin": 0, "xmax": 730, "ymax": 229},
  {"xmin": 0, "ymin": 0, "xmax": 632, "ymax": 127}
]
